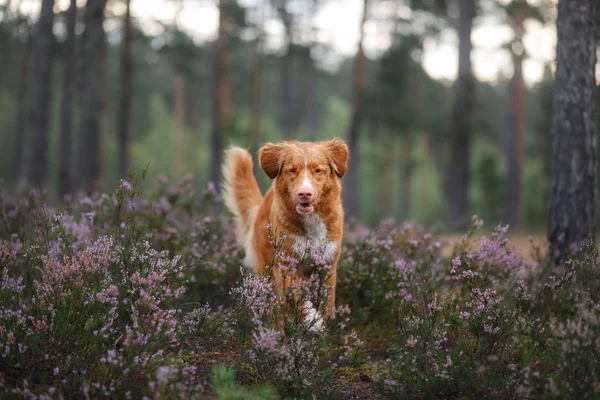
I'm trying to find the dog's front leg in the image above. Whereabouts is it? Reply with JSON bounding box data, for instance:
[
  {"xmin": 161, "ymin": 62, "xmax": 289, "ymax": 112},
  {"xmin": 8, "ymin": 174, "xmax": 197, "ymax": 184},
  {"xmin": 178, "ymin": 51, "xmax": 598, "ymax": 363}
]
[
  {"xmin": 324, "ymin": 262, "xmax": 337, "ymax": 319},
  {"xmin": 271, "ymin": 264, "xmax": 303, "ymax": 327}
]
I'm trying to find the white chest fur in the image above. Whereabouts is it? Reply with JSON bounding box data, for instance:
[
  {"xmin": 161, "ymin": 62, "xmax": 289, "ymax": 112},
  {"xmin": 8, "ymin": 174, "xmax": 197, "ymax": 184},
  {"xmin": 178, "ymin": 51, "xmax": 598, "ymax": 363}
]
[{"xmin": 291, "ymin": 213, "xmax": 337, "ymax": 264}]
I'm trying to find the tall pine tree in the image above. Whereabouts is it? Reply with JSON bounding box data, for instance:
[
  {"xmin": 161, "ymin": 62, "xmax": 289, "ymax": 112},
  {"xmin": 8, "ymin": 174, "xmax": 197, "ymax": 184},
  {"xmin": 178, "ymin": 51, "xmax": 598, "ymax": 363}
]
[
  {"xmin": 548, "ymin": 0, "xmax": 597, "ymax": 255},
  {"xmin": 20, "ymin": 0, "xmax": 55, "ymax": 187}
]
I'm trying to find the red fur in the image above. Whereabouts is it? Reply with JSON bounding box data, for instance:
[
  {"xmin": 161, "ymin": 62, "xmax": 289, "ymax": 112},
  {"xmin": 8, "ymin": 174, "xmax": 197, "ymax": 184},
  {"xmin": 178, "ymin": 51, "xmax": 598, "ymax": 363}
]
[{"xmin": 222, "ymin": 139, "xmax": 349, "ymax": 318}]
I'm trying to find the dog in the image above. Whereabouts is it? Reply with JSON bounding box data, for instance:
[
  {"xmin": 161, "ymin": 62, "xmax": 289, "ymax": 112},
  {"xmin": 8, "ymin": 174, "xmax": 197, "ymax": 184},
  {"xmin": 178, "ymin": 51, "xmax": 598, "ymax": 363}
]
[{"xmin": 221, "ymin": 139, "xmax": 349, "ymax": 328}]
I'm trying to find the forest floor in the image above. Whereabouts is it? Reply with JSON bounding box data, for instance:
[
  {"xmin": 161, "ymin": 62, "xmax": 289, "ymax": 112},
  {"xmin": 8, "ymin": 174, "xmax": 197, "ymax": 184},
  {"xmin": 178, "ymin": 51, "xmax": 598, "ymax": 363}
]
[
  {"xmin": 2, "ymin": 182, "xmax": 598, "ymax": 398},
  {"xmin": 440, "ymin": 231, "xmax": 548, "ymax": 260}
]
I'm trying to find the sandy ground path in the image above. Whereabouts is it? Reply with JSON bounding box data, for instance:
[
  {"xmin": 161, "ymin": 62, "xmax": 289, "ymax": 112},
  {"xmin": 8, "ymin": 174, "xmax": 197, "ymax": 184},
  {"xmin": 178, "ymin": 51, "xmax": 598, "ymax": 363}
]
[{"xmin": 439, "ymin": 232, "xmax": 548, "ymax": 261}]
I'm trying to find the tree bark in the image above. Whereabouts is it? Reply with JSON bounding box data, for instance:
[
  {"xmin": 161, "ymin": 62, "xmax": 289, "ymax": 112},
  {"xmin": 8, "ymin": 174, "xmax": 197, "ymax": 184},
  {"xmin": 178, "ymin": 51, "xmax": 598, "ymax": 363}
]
[
  {"xmin": 188, "ymin": 82, "xmax": 200, "ymax": 133},
  {"xmin": 298, "ymin": 49, "xmax": 318, "ymax": 139},
  {"xmin": 210, "ymin": 0, "xmax": 230, "ymax": 187},
  {"xmin": 173, "ymin": 73, "xmax": 185, "ymax": 178},
  {"xmin": 189, "ymin": 80, "xmax": 201, "ymax": 182},
  {"xmin": 539, "ymin": 67, "xmax": 554, "ymax": 209},
  {"xmin": 279, "ymin": 11, "xmax": 294, "ymax": 138},
  {"xmin": 381, "ymin": 128, "xmax": 394, "ymax": 219},
  {"xmin": 505, "ymin": 1, "xmax": 528, "ymax": 228},
  {"xmin": 248, "ymin": 26, "xmax": 262, "ymax": 174},
  {"xmin": 58, "ymin": 0, "xmax": 77, "ymax": 198},
  {"xmin": 307, "ymin": 59, "xmax": 318, "ymax": 141},
  {"xmin": 74, "ymin": 0, "xmax": 108, "ymax": 192},
  {"xmin": 19, "ymin": 0, "xmax": 55, "ymax": 188},
  {"xmin": 342, "ymin": 0, "xmax": 369, "ymax": 220},
  {"xmin": 13, "ymin": 11, "xmax": 30, "ymax": 180},
  {"xmin": 548, "ymin": 0, "xmax": 597, "ymax": 255},
  {"xmin": 117, "ymin": 0, "xmax": 133, "ymax": 178},
  {"xmin": 446, "ymin": 0, "xmax": 475, "ymax": 229},
  {"xmin": 399, "ymin": 134, "xmax": 413, "ymax": 222}
]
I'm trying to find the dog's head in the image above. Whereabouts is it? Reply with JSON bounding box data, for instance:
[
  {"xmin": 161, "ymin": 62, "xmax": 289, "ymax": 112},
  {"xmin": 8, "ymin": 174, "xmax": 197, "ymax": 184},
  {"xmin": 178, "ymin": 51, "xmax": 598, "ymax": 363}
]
[{"xmin": 259, "ymin": 139, "xmax": 349, "ymax": 215}]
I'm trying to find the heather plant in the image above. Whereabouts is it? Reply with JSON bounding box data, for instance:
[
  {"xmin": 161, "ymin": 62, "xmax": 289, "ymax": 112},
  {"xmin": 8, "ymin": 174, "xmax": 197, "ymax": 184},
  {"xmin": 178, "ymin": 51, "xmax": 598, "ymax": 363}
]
[
  {"xmin": 143, "ymin": 176, "xmax": 242, "ymax": 305},
  {"xmin": 363, "ymin": 219, "xmax": 600, "ymax": 399},
  {"xmin": 231, "ymin": 226, "xmax": 363, "ymax": 399},
  {"xmin": 60, "ymin": 174, "xmax": 242, "ymax": 306},
  {"xmin": 2, "ymin": 175, "xmax": 599, "ymax": 399},
  {"xmin": 0, "ymin": 177, "xmax": 214, "ymax": 398},
  {"xmin": 0, "ymin": 174, "xmax": 364, "ymax": 399},
  {"xmin": 337, "ymin": 219, "xmax": 445, "ymax": 325}
]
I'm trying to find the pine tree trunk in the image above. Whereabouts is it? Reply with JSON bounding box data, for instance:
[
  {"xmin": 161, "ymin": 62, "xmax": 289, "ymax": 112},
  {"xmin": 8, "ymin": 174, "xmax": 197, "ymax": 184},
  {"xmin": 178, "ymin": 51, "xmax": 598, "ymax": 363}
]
[
  {"xmin": 173, "ymin": 73, "xmax": 185, "ymax": 178},
  {"xmin": 548, "ymin": 0, "xmax": 597, "ymax": 255},
  {"xmin": 189, "ymin": 82, "xmax": 200, "ymax": 133},
  {"xmin": 399, "ymin": 134, "xmax": 413, "ymax": 222},
  {"xmin": 74, "ymin": 0, "xmax": 108, "ymax": 192},
  {"xmin": 446, "ymin": 0, "xmax": 475, "ymax": 229},
  {"xmin": 427, "ymin": 132, "xmax": 447, "ymax": 195},
  {"xmin": 117, "ymin": 0, "xmax": 133, "ymax": 178},
  {"xmin": 539, "ymin": 69, "xmax": 554, "ymax": 212},
  {"xmin": 58, "ymin": 0, "xmax": 77, "ymax": 198},
  {"xmin": 307, "ymin": 59, "xmax": 318, "ymax": 142},
  {"xmin": 280, "ymin": 16, "xmax": 294, "ymax": 138},
  {"xmin": 188, "ymin": 78, "xmax": 202, "ymax": 184},
  {"xmin": 13, "ymin": 17, "xmax": 30, "ymax": 180},
  {"xmin": 505, "ymin": 2, "xmax": 527, "ymax": 228},
  {"xmin": 297, "ymin": 51, "xmax": 318, "ymax": 139},
  {"xmin": 343, "ymin": 0, "xmax": 369, "ymax": 220},
  {"xmin": 381, "ymin": 128, "xmax": 394, "ymax": 219},
  {"xmin": 19, "ymin": 0, "xmax": 55, "ymax": 187},
  {"xmin": 248, "ymin": 30, "xmax": 262, "ymax": 160},
  {"xmin": 210, "ymin": 0, "xmax": 229, "ymax": 186}
]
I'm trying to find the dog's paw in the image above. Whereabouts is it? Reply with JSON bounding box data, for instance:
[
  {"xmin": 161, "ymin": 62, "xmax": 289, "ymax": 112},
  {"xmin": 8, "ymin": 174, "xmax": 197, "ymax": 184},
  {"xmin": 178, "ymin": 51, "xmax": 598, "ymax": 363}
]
[{"xmin": 303, "ymin": 301, "xmax": 325, "ymax": 333}]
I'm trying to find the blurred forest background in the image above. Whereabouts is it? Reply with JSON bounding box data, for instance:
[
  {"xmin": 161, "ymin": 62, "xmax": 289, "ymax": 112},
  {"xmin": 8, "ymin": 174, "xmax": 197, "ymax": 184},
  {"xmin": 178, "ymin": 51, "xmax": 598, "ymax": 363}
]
[{"xmin": 0, "ymin": 0, "xmax": 599, "ymax": 229}]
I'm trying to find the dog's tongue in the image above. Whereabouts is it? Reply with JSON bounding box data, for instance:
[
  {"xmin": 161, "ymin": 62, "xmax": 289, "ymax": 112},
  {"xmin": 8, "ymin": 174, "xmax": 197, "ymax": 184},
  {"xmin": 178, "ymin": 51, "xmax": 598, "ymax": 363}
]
[{"xmin": 296, "ymin": 203, "xmax": 314, "ymax": 213}]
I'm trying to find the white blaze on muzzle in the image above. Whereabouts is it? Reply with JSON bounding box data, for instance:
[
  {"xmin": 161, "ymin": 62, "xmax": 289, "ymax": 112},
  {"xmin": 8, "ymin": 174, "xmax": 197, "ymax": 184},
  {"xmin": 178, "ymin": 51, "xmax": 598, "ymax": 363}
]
[{"xmin": 299, "ymin": 169, "xmax": 314, "ymax": 194}]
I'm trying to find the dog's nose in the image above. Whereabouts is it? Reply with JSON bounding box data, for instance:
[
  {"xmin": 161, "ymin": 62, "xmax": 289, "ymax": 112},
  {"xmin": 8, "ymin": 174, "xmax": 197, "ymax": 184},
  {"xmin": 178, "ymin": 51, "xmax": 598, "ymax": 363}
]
[{"xmin": 298, "ymin": 189, "xmax": 313, "ymax": 200}]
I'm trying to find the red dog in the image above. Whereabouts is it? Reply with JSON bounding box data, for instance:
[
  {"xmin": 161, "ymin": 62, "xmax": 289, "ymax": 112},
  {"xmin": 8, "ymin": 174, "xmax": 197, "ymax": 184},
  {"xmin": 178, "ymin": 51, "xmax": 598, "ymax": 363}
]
[{"xmin": 222, "ymin": 139, "xmax": 349, "ymax": 327}]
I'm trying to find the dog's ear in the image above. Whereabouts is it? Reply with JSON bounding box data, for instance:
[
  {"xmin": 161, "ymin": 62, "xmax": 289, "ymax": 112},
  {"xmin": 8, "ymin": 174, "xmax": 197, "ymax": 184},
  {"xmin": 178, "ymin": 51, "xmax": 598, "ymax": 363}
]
[
  {"xmin": 325, "ymin": 139, "xmax": 349, "ymax": 177},
  {"xmin": 259, "ymin": 143, "xmax": 283, "ymax": 179}
]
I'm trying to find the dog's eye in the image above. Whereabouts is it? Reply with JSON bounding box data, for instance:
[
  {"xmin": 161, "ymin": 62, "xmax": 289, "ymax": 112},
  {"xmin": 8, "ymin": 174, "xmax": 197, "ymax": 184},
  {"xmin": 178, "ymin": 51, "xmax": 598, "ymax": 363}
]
[
  {"xmin": 315, "ymin": 168, "xmax": 321, "ymax": 173},
  {"xmin": 289, "ymin": 168, "xmax": 296, "ymax": 174}
]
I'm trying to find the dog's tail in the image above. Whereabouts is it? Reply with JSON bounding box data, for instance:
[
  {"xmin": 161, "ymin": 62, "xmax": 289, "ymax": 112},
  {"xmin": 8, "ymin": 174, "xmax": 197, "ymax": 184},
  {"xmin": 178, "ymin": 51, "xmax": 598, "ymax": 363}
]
[{"xmin": 221, "ymin": 146, "xmax": 262, "ymax": 246}]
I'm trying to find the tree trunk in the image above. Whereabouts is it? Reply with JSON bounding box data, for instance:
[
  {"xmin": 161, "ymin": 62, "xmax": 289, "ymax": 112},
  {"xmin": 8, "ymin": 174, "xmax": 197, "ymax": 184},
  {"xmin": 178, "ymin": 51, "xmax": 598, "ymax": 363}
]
[
  {"xmin": 298, "ymin": 50, "xmax": 318, "ymax": 139},
  {"xmin": 248, "ymin": 28, "xmax": 262, "ymax": 159},
  {"xmin": 58, "ymin": 0, "xmax": 77, "ymax": 198},
  {"xmin": 19, "ymin": 0, "xmax": 55, "ymax": 188},
  {"xmin": 279, "ymin": 15, "xmax": 294, "ymax": 138},
  {"xmin": 188, "ymin": 82, "xmax": 200, "ymax": 133},
  {"xmin": 505, "ymin": 1, "xmax": 527, "ymax": 228},
  {"xmin": 117, "ymin": 0, "xmax": 133, "ymax": 178},
  {"xmin": 399, "ymin": 134, "xmax": 413, "ymax": 222},
  {"xmin": 74, "ymin": 0, "xmax": 108, "ymax": 192},
  {"xmin": 539, "ymin": 67, "xmax": 554, "ymax": 212},
  {"xmin": 173, "ymin": 73, "xmax": 185, "ymax": 178},
  {"xmin": 548, "ymin": 0, "xmax": 597, "ymax": 255},
  {"xmin": 381, "ymin": 128, "xmax": 394, "ymax": 219},
  {"xmin": 210, "ymin": 0, "xmax": 229, "ymax": 186},
  {"xmin": 342, "ymin": 0, "xmax": 369, "ymax": 220},
  {"xmin": 189, "ymin": 80, "xmax": 201, "ymax": 184},
  {"xmin": 446, "ymin": 0, "xmax": 475, "ymax": 229},
  {"xmin": 248, "ymin": 29, "xmax": 264, "ymax": 180},
  {"xmin": 13, "ymin": 14, "xmax": 30, "ymax": 180},
  {"xmin": 307, "ymin": 59, "xmax": 318, "ymax": 141}
]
